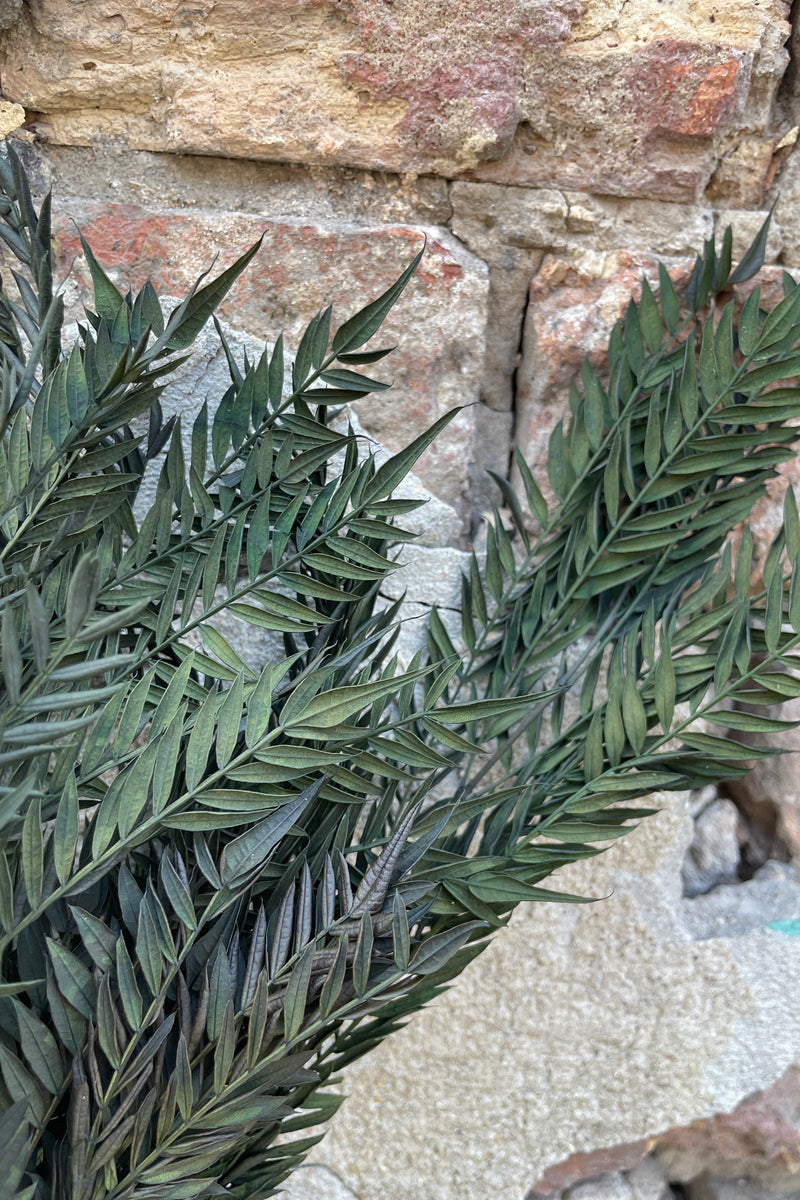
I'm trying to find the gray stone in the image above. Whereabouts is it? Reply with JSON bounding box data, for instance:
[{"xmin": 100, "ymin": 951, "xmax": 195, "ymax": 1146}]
[
  {"xmin": 687, "ymin": 1174, "xmax": 790, "ymax": 1200},
  {"xmin": 380, "ymin": 597, "xmax": 463, "ymax": 673},
  {"xmin": 279, "ymin": 1164, "xmax": 360, "ymax": 1200},
  {"xmin": 0, "ymin": 0, "xmax": 21, "ymax": 32},
  {"xmin": 627, "ymin": 1157, "xmax": 674, "ymax": 1200},
  {"xmin": 565, "ymin": 1174, "xmax": 634, "ymax": 1200},
  {"xmin": 682, "ymin": 798, "xmax": 742, "ymax": 898},
  {"xmin": 469, "ymin": 405, "xmax": 515, "ymax": 520},
  {"xmin": 689, "ymin": 787, "xmax": 720, "ymax": 819},
  {"xmin": 40, "ymin": 143, "xmax": 452, "ymax": 227},
  {"xmin": 682, "ymin": 862, "xmax": 800, "ymax": 942},
  {"xmin": 390, "ymin": 475, "xmax": 462, "ymax": 549},
  {"xmin": 382, "ymin": 545, "xmax": 469, "ymax": 609}
]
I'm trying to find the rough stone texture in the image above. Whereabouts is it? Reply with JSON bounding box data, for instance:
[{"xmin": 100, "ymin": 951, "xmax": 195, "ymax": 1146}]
[
  {"xmin": 382, "ymin": 545, "xmax": 469, "ymax": 610},
  {"xmin": 564, "ymin": 1175, "xmax": 634, "ymax": 1200},
  {"xmin": 687, "ymin": 1175, "xmax": 794, "ymax": 1200},
  {"xmin": 280, "ymin": 1165, "xmax": 360, "ymax": 1200},
  {"xmin": 450, "ymin": 183, "xmax": 566, "ymax": 412},
  {"xmin": 37, "ymin": 143, "xmax": 453, "ymax": 228},
  {"xmin": 653, "ymin": 1066, "xmax": 800, "ymax": 1192},
  {"xmin": 50, "ymin": 200, "xmax": 488, "ymax": 517},
  {"xmin": 0, "ymin": 98, "xmax": 23, "ymax": 134},
  {"xmin": 0, "ymin": 0, "xmax": 20, "ymax": 33},
  {"xmin": 627, "ymin": 1157, "xmax": 674, "ymax": 1200},
  {"xmin": 470, "ymin": 404, "xmax": 515, "ymax": 517},
  {"xmin": 682, "ymin": 862, "xmax": 800, "ymax": 941},
  {"xmin": 293, "ymin": 793, "xmax": 800, "ymax": 1200},
  {"xmin": 682, "ymin": 797, "xmax": 742, "ymax": 898},
  {"xmin": 773, "ymin": 146, "xmax": 800, "ymax": 266},
  {"xmin": 2, "ymin": 1, "xmax": 791, "ymax": 200}
]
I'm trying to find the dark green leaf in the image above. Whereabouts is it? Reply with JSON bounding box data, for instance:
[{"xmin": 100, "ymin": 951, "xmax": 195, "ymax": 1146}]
[
  {"xmin": 219, "ymin": 781, "xmax": 321, "ymax": 886},
  {"xmin": 80, "ymin": 235, "xmax": 124, "ymax": 321},
  {"xmin": 284, "ymin": 944, "xmax": 315, "ymax": 1041},
  {"xmin": 332, "ymin": 244, "xmax": 423, "ymax": 355},
  {"xmin": 164, "ymin": 237, "xmax": 264, "ymax": 351},
  {"xmin": 728, "ymin": 210, "xmax": 772, "ymax": 285},
  {"xmin": 46, "ymin": 939, "xmax": 95, "ymax": 1019}
]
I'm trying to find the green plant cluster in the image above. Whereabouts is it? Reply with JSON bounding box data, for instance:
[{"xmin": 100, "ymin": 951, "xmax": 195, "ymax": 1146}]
[{"xmin": 1, "ymin": 143, "xmax": 800, "ymax": 1199}]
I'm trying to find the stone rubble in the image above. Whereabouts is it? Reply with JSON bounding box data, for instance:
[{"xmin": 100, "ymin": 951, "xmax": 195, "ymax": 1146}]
[
  {"xmin": 627, "ymin": 1157, "xmax": 674, "ymax": 1200},
  {"xmin": 686, "ymin": 1176, "xmax": 796, "ymax": 1200},
  {"xmin": 681, "ymin": 795, "xmax": 743, "ymax": 899},
  {"xmin": 563, "ymin": 1174, "xmax": 635, "ymax": 1200}
]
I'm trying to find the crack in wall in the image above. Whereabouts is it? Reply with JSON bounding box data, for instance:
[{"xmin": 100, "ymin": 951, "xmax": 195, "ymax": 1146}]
[
  {"xmin": 778, "ymin": 0, "xmax": 800, "ymax": 109},
  {"xmin": 507, "ymin": 275, "xmax": 531, "ymax": 484}
]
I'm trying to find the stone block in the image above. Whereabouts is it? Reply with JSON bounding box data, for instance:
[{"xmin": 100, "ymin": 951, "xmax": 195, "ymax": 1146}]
[
  {"xmin": 451, "ymin": 183, "xmax": 714, "ymax": 421},
  {"xmin": 37, "ymin": 142, "xmax": 453, "ymax": 228},
  {"xmin": 3, "ymin": 0, "xmax": 789, "ymax": 199},
  {"xmin": 773, "ymin": 144, "xmax": 800, "ymax": 269},
  {"xmin": 707, "ymin": 138, "xmax": 778, "ymax": 208},
  {"xmin": 450, "ymin": 182, "xmax": 567, "ymax": 412},
  {"xmin": 0, "ymin": 0, "xmax": 20, "ymax": 30},
  {"xmin": 133, "ymin": 314, "xmax": 467, "ymax": 671},
  {"xmin": 51, "ymin": 201, "xmax": 488, "ymax": 516},
  {"xmin": 561, "ymin": 195, "xmax": 714, "ymax": 260},
  {"xmin": 511, "ymin": 248, "xmax": 796, "ymax": 538},
  {"xmin": 382, "ymin": 545, "xmax": 469, "ymax": 609}
]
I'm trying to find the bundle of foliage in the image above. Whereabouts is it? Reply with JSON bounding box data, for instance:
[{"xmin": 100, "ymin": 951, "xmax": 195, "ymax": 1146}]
[{"xmin": 1, "ymin": 142, "xmax": 800, "ymax": 1199}]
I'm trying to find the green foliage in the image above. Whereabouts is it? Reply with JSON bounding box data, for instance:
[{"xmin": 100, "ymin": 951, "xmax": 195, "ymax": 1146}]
[{"xmin": 0, "ymin": 141, "xmax": 799, "ymax": 1197}]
